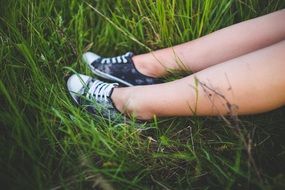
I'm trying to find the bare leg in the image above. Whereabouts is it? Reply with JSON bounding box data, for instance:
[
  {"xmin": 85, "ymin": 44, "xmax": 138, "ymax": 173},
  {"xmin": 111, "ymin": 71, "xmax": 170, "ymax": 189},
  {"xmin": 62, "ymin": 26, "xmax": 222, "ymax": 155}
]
[
  {"xmin": 112, "ymin": 40, "xmax": 285, "ymax": 120},
  {"xmin": 133, "ymin": 9, "xmax": 285, "ymax": 77}
]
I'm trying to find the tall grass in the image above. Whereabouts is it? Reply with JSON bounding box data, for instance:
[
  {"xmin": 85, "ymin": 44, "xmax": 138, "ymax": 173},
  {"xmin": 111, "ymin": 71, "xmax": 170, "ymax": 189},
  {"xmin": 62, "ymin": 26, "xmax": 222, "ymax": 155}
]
[{"xmin": 0, "ymin": 0, "xmax": 285, "ymax": 189}]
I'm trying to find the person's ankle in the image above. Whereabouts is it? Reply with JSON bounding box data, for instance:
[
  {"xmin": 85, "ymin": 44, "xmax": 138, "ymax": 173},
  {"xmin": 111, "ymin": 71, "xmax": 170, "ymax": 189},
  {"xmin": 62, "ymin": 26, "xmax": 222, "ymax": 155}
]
[
  {"xmin": 111, "ymin": 87, "xmax": 154, "ymax": 120},
  {"xmin": 132, "ymin": 55, "xmax": 162, "ymax": 78}
]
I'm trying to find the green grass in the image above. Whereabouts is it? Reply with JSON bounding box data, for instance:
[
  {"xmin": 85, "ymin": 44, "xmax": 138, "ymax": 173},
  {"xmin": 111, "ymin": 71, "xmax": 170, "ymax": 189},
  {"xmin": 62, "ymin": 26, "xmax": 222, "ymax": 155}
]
[{"xmin": 0, "ymin": 0, "xmax": 285, "ymax": 189}]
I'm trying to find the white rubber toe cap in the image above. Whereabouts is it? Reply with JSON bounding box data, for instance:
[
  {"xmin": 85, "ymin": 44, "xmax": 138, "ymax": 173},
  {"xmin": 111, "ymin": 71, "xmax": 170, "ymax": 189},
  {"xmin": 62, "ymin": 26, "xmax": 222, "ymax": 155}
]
[
  {"xmin": 67, "ymin": 74, "xmax": 91, "ymax": 103},
  {"xmin": 82, "ymin": 52, "xmax": 101, "ymax": 66}
]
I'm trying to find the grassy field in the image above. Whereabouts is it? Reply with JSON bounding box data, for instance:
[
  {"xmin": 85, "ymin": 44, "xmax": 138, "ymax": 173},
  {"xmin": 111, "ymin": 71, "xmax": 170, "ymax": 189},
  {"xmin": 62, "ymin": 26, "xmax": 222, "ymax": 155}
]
[{"xmin": 0, "ymin": 0, "xmax": 285, "ymax": 189}]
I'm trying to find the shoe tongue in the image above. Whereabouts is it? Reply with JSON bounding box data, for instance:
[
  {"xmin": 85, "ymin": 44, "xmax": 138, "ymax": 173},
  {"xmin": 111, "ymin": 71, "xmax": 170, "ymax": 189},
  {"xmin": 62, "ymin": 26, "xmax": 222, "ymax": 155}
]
[
  {"xmin": 105, "ymin": 87, "xmax": 111, "ymax": 98},
  {"xmin": 108, "ymin": 83, "xmax": 118, "ymax": 98},
  {"xmin": 125, "ymin": 52, "xmax": 134, "ymax": 57}
]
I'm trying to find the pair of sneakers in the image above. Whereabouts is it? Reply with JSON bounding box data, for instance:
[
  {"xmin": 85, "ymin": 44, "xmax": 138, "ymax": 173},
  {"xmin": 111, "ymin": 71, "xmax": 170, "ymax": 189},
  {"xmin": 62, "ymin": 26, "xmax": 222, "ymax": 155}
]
[{"xmin": 67, "ymin": 51, "xmax": 161, "ymax": 120}]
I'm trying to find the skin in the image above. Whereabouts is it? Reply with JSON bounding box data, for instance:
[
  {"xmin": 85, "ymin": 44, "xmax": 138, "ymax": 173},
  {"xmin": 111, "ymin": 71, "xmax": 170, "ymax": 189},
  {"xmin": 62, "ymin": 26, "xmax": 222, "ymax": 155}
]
[{"xmin": 110, "ymin": 10, "xmax": 285, "ymax": 120}]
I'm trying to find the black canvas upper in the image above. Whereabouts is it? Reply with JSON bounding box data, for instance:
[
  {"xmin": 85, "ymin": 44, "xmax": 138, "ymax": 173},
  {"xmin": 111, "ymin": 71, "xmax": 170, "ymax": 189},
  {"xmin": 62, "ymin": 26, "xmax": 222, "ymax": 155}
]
[{"xmin": 91, "ymin": 52, "xmax": 162, "ymax": 86}]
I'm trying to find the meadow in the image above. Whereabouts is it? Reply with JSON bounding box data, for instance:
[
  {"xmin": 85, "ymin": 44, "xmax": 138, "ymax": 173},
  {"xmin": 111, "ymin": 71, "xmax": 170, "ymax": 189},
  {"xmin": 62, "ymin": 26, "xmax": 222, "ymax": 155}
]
[{"xmin": 0, "ymin": 0, "xmax": 285, "ymax": 189}]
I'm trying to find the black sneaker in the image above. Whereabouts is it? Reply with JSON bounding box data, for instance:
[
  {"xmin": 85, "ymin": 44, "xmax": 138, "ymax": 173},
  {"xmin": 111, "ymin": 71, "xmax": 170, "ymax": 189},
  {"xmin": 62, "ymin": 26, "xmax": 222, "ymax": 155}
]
[
  {"xmin": 83, "ymin": 51, "xmax": 162, "ymax": 86},
  {"xmin": 67, "ymin": 73, "xmax": 122, "ymax": 120}
]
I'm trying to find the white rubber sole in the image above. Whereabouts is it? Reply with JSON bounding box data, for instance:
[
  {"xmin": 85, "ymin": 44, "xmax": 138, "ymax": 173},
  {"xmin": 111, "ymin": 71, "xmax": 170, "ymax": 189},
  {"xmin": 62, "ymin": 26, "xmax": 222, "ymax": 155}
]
[{"xmin": 91, "ymin": 67, "xmax": 134, "ymax": 87}]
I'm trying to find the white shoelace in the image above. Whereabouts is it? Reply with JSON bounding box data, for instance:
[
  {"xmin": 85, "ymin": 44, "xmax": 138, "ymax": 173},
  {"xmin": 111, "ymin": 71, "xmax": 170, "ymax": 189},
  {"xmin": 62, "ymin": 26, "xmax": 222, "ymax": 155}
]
[
  {"xmin": 86, "ymin": 80, "xmax": 118, "ymax": 102},
  {"xmin": 101, "ymin": 52, "xmax": 131, "ymax": 64}
]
